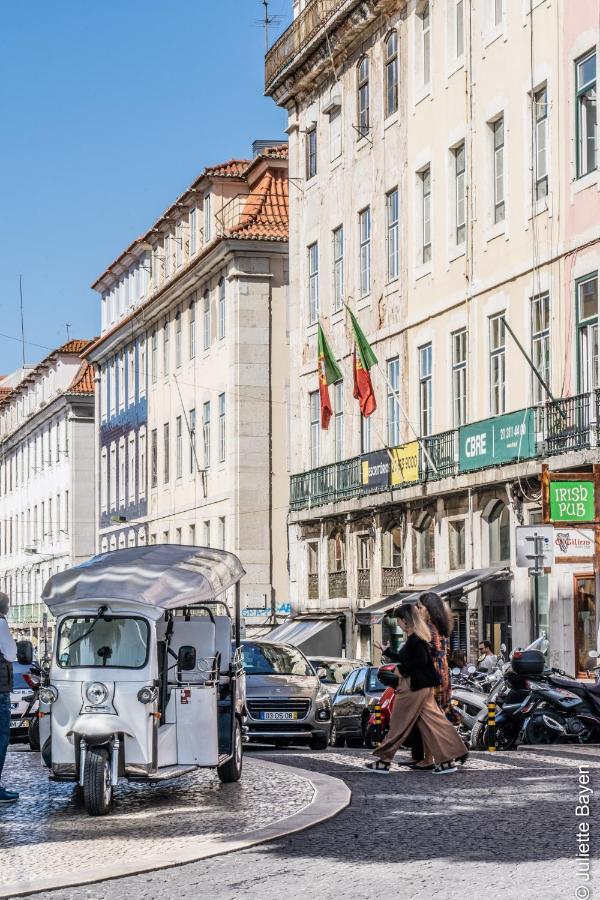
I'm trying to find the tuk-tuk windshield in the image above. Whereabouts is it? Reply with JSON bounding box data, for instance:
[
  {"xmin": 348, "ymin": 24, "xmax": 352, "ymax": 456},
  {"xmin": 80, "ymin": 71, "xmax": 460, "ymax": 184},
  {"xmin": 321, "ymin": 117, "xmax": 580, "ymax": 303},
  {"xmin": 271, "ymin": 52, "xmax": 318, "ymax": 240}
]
[{"xmin": 57, "ymin": 616, "xmax": 150, "ymax": 669}]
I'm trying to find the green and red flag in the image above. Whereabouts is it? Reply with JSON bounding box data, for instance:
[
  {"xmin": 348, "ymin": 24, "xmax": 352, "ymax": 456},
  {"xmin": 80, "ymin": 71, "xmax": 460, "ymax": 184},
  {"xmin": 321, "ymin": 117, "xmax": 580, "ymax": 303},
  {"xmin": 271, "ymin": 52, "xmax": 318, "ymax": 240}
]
[
  {"xmin": 347, "ymin": 308, "xmax": 377, "ymax": 417},
  {"xmin": 317, "ymin": 323, "xmax": 343, "ymax": 429}
]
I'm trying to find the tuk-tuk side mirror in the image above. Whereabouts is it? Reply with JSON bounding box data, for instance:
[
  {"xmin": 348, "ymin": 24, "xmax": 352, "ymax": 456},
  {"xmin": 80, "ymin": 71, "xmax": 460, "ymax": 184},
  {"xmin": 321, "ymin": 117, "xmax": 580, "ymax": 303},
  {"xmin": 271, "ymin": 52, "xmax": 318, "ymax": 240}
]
[
  {"xmin": 16, "ymin": 640, "xmax": 33, "ymax": 666},
  {"xmin": 178, "ymin": 645, "xmax": 196, "ymax": 672}
]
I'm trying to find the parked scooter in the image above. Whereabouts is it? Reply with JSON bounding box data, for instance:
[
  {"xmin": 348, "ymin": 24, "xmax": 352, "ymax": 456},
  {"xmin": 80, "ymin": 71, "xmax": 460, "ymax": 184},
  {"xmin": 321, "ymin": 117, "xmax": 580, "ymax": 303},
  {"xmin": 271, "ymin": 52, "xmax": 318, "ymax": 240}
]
[
  {"xmin": 22, "ymin": 662, "xmax": 41, "ymax": 751},
  {"xmin": 451, "ymin": 665, "xmax": 503, "ymax": 745}
]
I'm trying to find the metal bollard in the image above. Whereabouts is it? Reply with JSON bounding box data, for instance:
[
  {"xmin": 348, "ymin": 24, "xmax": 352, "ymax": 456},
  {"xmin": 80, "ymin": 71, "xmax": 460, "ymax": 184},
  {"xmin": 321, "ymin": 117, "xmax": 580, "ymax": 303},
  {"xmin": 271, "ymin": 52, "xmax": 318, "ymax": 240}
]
[
  {"xmin": 487, "ymin": 701, "xmax": 497, "ymax": 752},
  {"xmin": 372, "ymin": 703, "xmax": 382, "ymax": 746}
]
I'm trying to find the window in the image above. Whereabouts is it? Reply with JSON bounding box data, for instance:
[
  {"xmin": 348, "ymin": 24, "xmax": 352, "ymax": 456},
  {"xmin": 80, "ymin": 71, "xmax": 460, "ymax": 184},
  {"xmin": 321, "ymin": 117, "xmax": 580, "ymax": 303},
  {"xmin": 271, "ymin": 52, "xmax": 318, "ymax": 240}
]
[
  {"xmin": 332, "ymin": 226, "xmax": 344, "ymax": 311},
  {"xmin": 493, "ymin": 0, "xmax": 503, "ymax": 27},
  {"xmin": 218, "ymin": 517, "xmax": 226, "ymax": 550},
  {"xmin": 386, "ymin": 189, "xmax": 399, "ymax": 281},
  {"xmin": 531, "ymin": 294, "xmax": 550, "ymax": 405},
  {"xmin": 419, "ymin": 344, "xmax": 433, "ymax": 436},
  {"xmin": 361, "ymin": 414, "xmax": 372, "ymax": 453},
  {"xmin": 414, "ymin": 514, "xmax": 435, "ymax": 572},
  {"xmin": 577, "ymin": 274, "xmax": 599, "ymax": 392},
  {"xmin": 151, "ymin": 330, "xmax": 158, "ymax": 383},
  {"xmin": 421, "ymin": 167, "xmax": 431, "ymax": 263},
  {"xmin": 359, "ymin": 207, "xmax": 371, "ymax": 297},
  {"xmin": 204, "ymin": 193, "xmax": 212, "ymax": 242},
  {"xmin": 175, "ymin": 220, "xmax": 183, "ymax": 268},
  {"xmin": 189, "ymin": 207, "xmax": 197, "ymax": 256},
  {"xmin": 204, "ymin": 520, "xmax": 211, "ymax": 548},
  {"xmin": 357, "ymin": 56, "xmax": 369, "ymax": 138},
  {"xmin": 387, "ymin": 356, "xmax": 400, "ymax": 446},
  {"xmin": 493, "ymin": 117, "xmax": 505, "ymax": 223},
  {"xmin": 385, "ymin": 31, "xmax": 398, "ymax": 117},
  {"xmin": 202, "ymin": 401, "xmax": 211, "ymax": 468},
  {"xmin": 163, "ymin": 423, "xmax": 170, "ymax": 484},
  {"xmin": 163, "ymin": 318, "xmax": 170, "ymax": 375},
  {"xmin": 487, "ymin": 501, "xmax": 510, "ymax": 564},
  {"xmin": 533, "ymin": 86, "xmax": 548, "ymax": 200},
  {"xmin": 334, "ymin": 382, "xmax": 344, "ymax": 461},
  {"xmin": 119, "ymin": 438, "xmax": 125, "ymax": 506},
  {"xmin": 176, "ymin": 416, "xmax": 182, "ymax": 478},
  {"xmin": 382, "ymin": 526, "xmax": 403, "ymax": 569},
  {"xmin": 153, "ymin": 247, "xmax": 162, "ymax": 288},
  {"xmin": 309, "ymin": 391, "xmax": 320, "ymax": 467},
  {"xmin": 175, "ymin": 311, "xmax": 182, "ymax": 367},
  {"xmin": 489, "ymin": 313, "xmax": 506, "ymax": 414},
  {"xmin": 203, "ymin": 291, "xmax": 211, "ymax": 350},
  {"xmin": 139, "ymin": 338, "xmax": 146, "ymax": 397},
  {"xmin": 455, "ymin": 0, "xmax": 464, "ymax": 58},
  {"xmin": 329, "ymin": 107, "xmax": 342, "ymax": 161},
  {"xmin": 306, "ymin": 127, "xmax": 317, "ymax": 180},
  {"xmin": 308, "ymin": 243, "xmax": 319, "ymax": 324},
  {"xmin": 452, "ymin": 328, "xmax": 468, "ymax": 427},
  {"xmin": 100, "ymin": 367, "xmax": 107, "ymax": 420},
  {"xmin": 128, "ymin": 433, "xmax": 135, "ymax": 501},
  {"xmin": 218, "ymin": 393, "xmax": 226, "ymax": 463},
  {"xmin": 576, "ymin": 51, "xmax": 596, "ymax": 178},
  {"xmin": 189, "ymin": 524, "xmax": 196, "ymax": 545},
  {"xmin": 100, "ymin": 448, "xmax": 108, "ymax": 512},
  {"xmin": 139, "ymin": 428, "xmax": 146, "ymax": 498},
  {"xmin": 420, "ymin": 3, "xmax": 431, "ymax": 87},
  {"xmin": 449, "ymin": 519, "xmax": 466, "ymax": 570},
  {"xmin": 454, "ymin": 143, "xmax": 466, "ymax": 244},
  {"xmin": 189, "ymin": 408, "xmax": 196, "ymax": 473},
  {"xmin": 128, "ymin": 346, "xmax": 135, "ymax": 404},
  {"xmin": 151, "ymin": 429, "xmax": 157, "ymax": 488},
  {"xmin": 189, "ymin": 297, "xmax": 196, "ymax": 359},
  {"xmin": 164, "ymin": 233, "xmax": 172, "ymax": 278},
  {"xmin": 118, "ymin": 352, "xmax": 125, "ymax": 410},
  {"xmin": 218, "ymin": 278, "xmax": 226, "ymax": 340}
]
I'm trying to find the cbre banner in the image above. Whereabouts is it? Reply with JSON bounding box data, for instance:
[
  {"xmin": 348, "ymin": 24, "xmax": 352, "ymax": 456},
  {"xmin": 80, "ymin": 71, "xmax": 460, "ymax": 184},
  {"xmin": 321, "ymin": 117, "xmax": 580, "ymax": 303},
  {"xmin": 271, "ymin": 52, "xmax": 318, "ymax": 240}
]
[{"xmin": 459, "ymin": 409, "xmax": 536, "ymax": 473}]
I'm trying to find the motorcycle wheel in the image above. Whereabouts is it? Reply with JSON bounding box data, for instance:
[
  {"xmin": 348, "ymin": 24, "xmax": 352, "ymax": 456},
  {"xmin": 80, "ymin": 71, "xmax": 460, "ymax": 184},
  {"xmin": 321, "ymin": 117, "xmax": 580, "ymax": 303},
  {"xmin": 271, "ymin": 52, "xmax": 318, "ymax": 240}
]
[
  {"xmin": 524, "ymin": 713, "xmax": 564, "ymax": 745},
  {"xmin": 83, "ymin": 746, "xmax": 113, "ymax": 816},
  {"xmin": 28, "ymin": 717, "xmax": 40, "ymax": 753},
  {"xmin": 469, "ymin": 720, "xmax": 486, "ymax": 751},
  {"xmin": 363, "ymin": 724, "xmax": 379, "ymax": 749},
  {"xmin": 481, "ymin": 724, "xmax": 519, "ymax": 751}
]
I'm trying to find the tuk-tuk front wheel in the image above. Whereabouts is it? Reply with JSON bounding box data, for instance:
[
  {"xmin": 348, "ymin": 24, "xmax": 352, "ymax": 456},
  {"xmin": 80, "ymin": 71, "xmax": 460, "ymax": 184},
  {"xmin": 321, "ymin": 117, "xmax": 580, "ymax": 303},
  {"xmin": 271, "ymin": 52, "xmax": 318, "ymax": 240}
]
[
  {"xmin": 217, "ymin": 719, "xmax": 242, "ymax": 783},
  {"xmin": 83, "ymin": 746, "xmax": 113, "ymax": 816}
]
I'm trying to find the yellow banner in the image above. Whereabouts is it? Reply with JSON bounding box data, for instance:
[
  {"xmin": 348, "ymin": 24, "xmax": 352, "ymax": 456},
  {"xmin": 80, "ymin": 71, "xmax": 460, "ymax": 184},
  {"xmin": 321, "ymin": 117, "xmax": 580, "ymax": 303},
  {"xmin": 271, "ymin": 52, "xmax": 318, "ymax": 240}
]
[{"xmin": 390, "ymin": 442, "xmax": 419, "ymax": 487}]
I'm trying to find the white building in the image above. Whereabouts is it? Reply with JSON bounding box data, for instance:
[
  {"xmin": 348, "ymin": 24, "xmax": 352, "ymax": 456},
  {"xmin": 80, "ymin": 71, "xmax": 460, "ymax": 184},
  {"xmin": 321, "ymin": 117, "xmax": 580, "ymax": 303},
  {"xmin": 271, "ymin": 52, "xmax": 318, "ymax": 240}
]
[
  {"xmin": 265, "ymin": 0, "xmax": 600, "ymax": 672},
  {"xmin": 87, "ymin": 143, "xmax": 290, "ymax": 629},
  {"xmin": 0, "ymin": 341, "xmax": 96, "ymax": 643}
]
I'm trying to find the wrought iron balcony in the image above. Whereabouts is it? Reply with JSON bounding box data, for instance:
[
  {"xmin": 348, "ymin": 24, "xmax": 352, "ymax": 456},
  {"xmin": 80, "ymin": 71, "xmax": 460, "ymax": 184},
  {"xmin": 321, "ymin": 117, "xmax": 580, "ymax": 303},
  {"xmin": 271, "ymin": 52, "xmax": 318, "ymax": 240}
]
[
  {"xmin": 265, "ymin": 0, "xmax": 349, "ymax": 91},
  {"xmin": 328, "ymin": 570, "xmax": 348, "ymax": 598},
  {"xmin": 290, "ymin": 391, "xmax": 600, "ymax": 512}
]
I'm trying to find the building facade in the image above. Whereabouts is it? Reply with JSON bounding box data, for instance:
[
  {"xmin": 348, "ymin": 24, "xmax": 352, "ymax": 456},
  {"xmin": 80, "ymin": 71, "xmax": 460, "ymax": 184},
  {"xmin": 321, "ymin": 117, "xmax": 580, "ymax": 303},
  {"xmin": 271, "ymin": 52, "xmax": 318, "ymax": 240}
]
[
  {"xmin": 87, "ymin": 144, "xmax": 290, "ymax": 628},
  {"xmin": 266, "ymin": 0, "xmax": 599, "ymax": 672},
  {"xmin": 0, "ymin": 341, "xmax": 96, "ymax": 644}
]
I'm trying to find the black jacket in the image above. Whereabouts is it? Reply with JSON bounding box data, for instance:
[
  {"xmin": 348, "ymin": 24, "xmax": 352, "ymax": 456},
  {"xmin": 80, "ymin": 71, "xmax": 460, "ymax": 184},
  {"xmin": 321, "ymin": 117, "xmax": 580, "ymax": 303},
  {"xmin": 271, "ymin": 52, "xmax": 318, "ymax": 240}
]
[{"xmin": 388, "ymin": 634, "xmax": 439, "ymax": 692}]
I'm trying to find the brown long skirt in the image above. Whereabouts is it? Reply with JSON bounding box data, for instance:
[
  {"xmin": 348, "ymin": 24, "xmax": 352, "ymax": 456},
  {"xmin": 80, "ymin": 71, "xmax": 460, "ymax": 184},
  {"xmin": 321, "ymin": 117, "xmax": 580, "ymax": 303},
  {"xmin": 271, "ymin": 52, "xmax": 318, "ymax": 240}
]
[{"xmin": 373, "ymin": 676, "xmax": 466, "ymax": 765}]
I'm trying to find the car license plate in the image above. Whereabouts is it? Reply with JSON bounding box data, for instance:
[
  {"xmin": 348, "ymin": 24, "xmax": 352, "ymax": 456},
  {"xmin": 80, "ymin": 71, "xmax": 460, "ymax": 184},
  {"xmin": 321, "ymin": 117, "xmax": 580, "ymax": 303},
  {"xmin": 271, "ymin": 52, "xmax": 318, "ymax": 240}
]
[
  {"xmin": 10, "ymin": 720, "xmax": 27, "ymax": 730},
  {"xmin": 260, "ymin": 711, "xmax": 298, "ymax": 720}
]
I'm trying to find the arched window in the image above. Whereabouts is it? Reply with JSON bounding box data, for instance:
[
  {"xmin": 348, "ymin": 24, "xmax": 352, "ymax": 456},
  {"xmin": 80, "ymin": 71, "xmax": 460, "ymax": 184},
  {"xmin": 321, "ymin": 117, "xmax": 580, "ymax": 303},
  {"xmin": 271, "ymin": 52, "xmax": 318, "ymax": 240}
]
[
  {"xmin": 384, "ymin": 31, "xmax": 398, "ymax": 117},
  {"xmin": 357, "ymin": 56, "xmax": 370, "ymax": 138},
  {"xmin": 484, "ymin": 499, "xmax": 510, "ymax": 563},
  {"xmin": 328, "ymin": 530, "xmax": 346, "ymax": 572}
]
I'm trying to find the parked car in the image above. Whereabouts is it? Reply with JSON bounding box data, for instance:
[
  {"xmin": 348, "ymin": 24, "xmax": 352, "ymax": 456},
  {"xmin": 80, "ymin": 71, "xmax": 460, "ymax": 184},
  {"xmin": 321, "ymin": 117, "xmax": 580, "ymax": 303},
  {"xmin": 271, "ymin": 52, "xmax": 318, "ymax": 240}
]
[
  {"xmin": 9, "ymin": 662, "xmax": 38, "ymax": 745},
  {"xmin": 241, "ymin": 640, "xmax": 331, "ymax": 750},
  {"xmin": 330, "ymin": 665, "xmax": 387, "ymax": 748},
  {"xmin": 307, "ymin": 656, "xmax": 368, "ymax": 697}
]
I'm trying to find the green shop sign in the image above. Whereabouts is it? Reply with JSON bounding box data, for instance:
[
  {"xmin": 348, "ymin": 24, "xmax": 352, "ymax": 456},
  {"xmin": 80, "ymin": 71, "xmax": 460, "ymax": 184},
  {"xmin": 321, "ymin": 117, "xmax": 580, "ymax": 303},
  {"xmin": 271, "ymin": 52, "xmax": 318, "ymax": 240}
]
[
  {"xmin": 459, "ymin": 409, "xmax": 536, "ymax": 473},
  {"xmin": 549, "ymin": 481, "xmax": 595, "ymax": 522}
]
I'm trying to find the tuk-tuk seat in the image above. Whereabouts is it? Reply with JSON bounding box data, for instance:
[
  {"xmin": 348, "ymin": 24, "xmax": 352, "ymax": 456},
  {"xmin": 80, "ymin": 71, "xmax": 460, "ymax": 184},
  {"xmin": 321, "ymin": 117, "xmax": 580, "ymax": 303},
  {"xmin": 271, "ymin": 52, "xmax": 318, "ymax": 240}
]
[
  {"xmin": 169, "ymin": 620, "xmax": 216, "ymax": 685},
  {"xmin": 213, "ymin": 616, "xmax": 232, "ymax": 675}
]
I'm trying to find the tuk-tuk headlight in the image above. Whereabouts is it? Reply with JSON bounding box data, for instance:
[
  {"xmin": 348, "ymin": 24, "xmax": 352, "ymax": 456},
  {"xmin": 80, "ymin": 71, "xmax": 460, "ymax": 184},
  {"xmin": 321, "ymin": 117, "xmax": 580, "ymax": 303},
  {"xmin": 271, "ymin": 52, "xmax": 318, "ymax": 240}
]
[
  {"xmin": 39, "ymin": 685, "xmax": 58, "ymax": 704},
  {"xmin": 137, "ymin": 686, "xmax": 158, "ymax": 704},
  {"xmin": 86, "ymin": 682, "xmax": 108, "ymax": 705}
]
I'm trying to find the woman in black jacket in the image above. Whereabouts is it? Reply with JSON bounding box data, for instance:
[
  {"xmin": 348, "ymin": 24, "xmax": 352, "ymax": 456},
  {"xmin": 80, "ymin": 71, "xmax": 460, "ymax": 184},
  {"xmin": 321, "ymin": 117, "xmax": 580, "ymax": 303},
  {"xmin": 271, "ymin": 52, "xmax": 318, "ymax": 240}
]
[{"xmin": 367, "ymin": 603, "xmax": 467, "ymax": 774}]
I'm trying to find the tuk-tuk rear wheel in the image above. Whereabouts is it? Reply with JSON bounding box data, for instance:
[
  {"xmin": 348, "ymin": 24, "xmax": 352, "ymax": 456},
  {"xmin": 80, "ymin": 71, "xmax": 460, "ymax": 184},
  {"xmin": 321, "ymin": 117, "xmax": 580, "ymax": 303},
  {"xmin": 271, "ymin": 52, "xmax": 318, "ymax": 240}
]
[
  {"xmin": 217, "ymin": 719, "xmax": 243, "ymax": 783},
  {"xmin": 83, "ymin": 746, "xmax": 113, "ymax": 816}
]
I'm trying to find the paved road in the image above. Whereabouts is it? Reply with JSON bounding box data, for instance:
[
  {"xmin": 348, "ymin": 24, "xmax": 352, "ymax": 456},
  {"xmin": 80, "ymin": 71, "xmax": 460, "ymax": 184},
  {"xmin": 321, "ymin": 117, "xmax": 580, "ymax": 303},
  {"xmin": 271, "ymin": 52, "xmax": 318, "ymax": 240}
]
[{"xmin": 20, "ymin": 745, "xmax": 600, "ymax": 900}]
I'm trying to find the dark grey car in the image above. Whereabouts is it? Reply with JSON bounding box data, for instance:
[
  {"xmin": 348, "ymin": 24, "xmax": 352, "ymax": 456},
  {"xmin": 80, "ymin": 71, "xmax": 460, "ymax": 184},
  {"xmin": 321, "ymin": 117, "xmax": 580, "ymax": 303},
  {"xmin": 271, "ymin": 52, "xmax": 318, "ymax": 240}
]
[
  {"xmin": 241, "ymin": 640, "xmax": 332, "ymax": 750},
  {"xmin": 330, "ymin": 666, "xmax": 386, "ymax": 748}
]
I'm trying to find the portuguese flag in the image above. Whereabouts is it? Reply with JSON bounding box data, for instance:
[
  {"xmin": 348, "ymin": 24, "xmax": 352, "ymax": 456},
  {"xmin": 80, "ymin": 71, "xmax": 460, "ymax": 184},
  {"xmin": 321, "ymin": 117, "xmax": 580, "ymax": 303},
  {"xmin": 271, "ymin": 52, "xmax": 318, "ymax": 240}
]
[
  {"xmin": 348, "ymin": 308, "xmax": 377, "ymax": 417},
  {"xmin": 317, "ymin": 323, "xmax": 342, "ymax": 429}
]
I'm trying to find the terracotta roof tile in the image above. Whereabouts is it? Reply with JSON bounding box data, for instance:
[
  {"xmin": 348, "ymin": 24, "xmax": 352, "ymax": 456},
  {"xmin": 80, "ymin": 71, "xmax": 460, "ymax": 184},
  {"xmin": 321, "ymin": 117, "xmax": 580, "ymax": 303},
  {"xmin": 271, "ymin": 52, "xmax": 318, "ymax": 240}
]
[
  {"xmin": 228, "ymin": 169, "xmax": 288, "ymax": 241},
  {"xmin": 204, "ymin": 158, "xmax": 251, "ymax": 178},
  {"xmin": 57, "ymin": 339, "xmax": 92, "ymax": 355},
  {"xmin": 68, "ymin": 360, "xmax": 95, "ymax": 394}
]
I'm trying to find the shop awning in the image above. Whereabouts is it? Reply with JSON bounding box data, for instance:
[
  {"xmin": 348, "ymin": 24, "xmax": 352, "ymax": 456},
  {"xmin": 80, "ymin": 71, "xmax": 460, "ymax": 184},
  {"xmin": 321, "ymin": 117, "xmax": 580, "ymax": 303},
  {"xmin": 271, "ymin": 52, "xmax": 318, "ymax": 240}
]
[
  {"xmin": 265, "ymin": 616, "xmax": 343, "ymax": 657},
  {"xmin": 354, "ymin": 566, "xmax": 511, "ymax": 625}
]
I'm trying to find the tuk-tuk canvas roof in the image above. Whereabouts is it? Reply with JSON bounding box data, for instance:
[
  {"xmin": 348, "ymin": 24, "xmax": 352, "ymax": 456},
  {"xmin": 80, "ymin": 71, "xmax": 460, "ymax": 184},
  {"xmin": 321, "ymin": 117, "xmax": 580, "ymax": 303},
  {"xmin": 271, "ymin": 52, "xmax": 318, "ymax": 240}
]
[{"xmin": 42, "ymin": 545, "xmax": 245, "ymax": 617}]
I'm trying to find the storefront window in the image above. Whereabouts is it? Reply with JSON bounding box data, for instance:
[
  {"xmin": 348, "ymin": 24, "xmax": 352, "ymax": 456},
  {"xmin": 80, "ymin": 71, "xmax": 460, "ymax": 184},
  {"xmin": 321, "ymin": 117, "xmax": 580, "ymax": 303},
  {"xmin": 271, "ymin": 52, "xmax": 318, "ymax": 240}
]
[{"xmin": 574, "ymin": 575, "xmax": 597, "ymax": 676}]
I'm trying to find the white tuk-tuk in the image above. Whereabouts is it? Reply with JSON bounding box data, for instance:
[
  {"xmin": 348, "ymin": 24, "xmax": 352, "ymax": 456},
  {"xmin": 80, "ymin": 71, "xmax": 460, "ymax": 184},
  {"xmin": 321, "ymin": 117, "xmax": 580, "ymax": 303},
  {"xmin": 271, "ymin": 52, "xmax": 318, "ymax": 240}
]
[{"xmin": 38, "ymin": 545, "xmax": 245, "ymax": 816}]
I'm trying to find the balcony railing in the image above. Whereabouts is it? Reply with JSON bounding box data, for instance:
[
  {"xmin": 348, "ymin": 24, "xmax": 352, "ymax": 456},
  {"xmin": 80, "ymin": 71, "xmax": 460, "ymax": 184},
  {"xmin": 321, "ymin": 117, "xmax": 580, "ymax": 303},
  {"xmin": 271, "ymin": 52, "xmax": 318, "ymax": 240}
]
[
  {"xmin": 382, "ymin": 567, "xmax": 403, "ymax": 595},
  {"xmin": 308, "ymin": 573, "xmax": 319, "ymax": 599},
  {"xmin": 328, "ymin": 570, "xmax": 347, "ymax": 598},
  {"xmin": 357, "ymin": 569, "xmax": 371, "ymax": 600},
  {"xmin": 290, "ymin": 391, "xmax": 600, "ymax": 512},
  {"xmin": 265, "ymin": 0, "xmax": 348, "ymax": 89}
]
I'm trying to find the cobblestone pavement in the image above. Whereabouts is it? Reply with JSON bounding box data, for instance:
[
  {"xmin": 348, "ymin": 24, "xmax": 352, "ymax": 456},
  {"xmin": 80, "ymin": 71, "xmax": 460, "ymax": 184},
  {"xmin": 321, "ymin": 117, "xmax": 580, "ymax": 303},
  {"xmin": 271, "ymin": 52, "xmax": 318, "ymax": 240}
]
[
  {"xmin": 21, "ymin": 744, "xmax": 600, "ymax": 900},
  {"xmin": 0, "ymin": 747, "xmax": 314, "ymax": 895}
]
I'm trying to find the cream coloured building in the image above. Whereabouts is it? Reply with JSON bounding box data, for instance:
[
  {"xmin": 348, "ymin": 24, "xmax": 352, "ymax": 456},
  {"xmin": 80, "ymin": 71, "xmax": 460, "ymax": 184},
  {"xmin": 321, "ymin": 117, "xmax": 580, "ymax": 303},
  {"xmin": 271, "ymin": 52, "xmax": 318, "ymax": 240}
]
[
  {"xmin": 266, "ymin": 0, "xmax": 599, "ymax": 672},
  {"xmin": 87, "ymin": 144, "xmax": 290, "ymax": 628}
]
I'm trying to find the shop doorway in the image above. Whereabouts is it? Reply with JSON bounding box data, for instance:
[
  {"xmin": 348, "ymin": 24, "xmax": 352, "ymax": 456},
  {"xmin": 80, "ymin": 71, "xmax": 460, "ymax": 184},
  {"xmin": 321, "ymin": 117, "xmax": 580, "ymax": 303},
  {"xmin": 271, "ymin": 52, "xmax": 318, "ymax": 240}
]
[
  {"xmin": 573, "ymin": 575, "xmax": 597, "ymax": 677},
  {"xmin": 482, "ymin": 578, "xmax": 512, "ymax": 653}
]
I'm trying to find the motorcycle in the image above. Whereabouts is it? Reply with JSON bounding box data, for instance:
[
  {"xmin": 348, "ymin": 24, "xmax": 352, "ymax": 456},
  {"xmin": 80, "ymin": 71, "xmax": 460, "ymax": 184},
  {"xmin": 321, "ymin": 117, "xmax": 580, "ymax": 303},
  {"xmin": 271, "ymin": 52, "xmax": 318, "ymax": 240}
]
[
  {"xmin": 451, "ymin": 665, "xmax": 503, "ymax": 746},
  {"xmin": 23, "ymin": 662, "xmax": 42, "ymax": 751}
]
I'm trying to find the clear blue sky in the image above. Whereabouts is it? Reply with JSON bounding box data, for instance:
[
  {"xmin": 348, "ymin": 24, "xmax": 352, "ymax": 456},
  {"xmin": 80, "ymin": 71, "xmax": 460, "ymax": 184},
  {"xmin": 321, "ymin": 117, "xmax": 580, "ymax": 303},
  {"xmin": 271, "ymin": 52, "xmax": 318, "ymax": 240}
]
[{"xmin": 0, "ymin": 0, "xmax": 289, "ymax": 372}]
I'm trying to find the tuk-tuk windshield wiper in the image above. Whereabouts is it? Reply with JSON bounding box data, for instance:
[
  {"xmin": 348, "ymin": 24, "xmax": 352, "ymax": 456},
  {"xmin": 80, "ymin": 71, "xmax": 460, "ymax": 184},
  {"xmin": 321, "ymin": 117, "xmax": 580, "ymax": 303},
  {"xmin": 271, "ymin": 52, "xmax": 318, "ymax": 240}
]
[{"xmin": 62, "ymin": 606, "xmax": 108, "ymax": 654}]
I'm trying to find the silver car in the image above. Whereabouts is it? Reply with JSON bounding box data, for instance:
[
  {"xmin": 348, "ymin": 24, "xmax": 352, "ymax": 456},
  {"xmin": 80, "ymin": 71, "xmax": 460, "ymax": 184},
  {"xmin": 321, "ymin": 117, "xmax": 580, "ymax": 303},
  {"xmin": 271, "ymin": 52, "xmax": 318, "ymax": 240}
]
[
  {"xmin": 307, "ymin": 656, "xmax": 368, "ymax": 698},
  {"xmin": 241, "ymin": 640, "xmax": 331, "ymax": 750}
]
